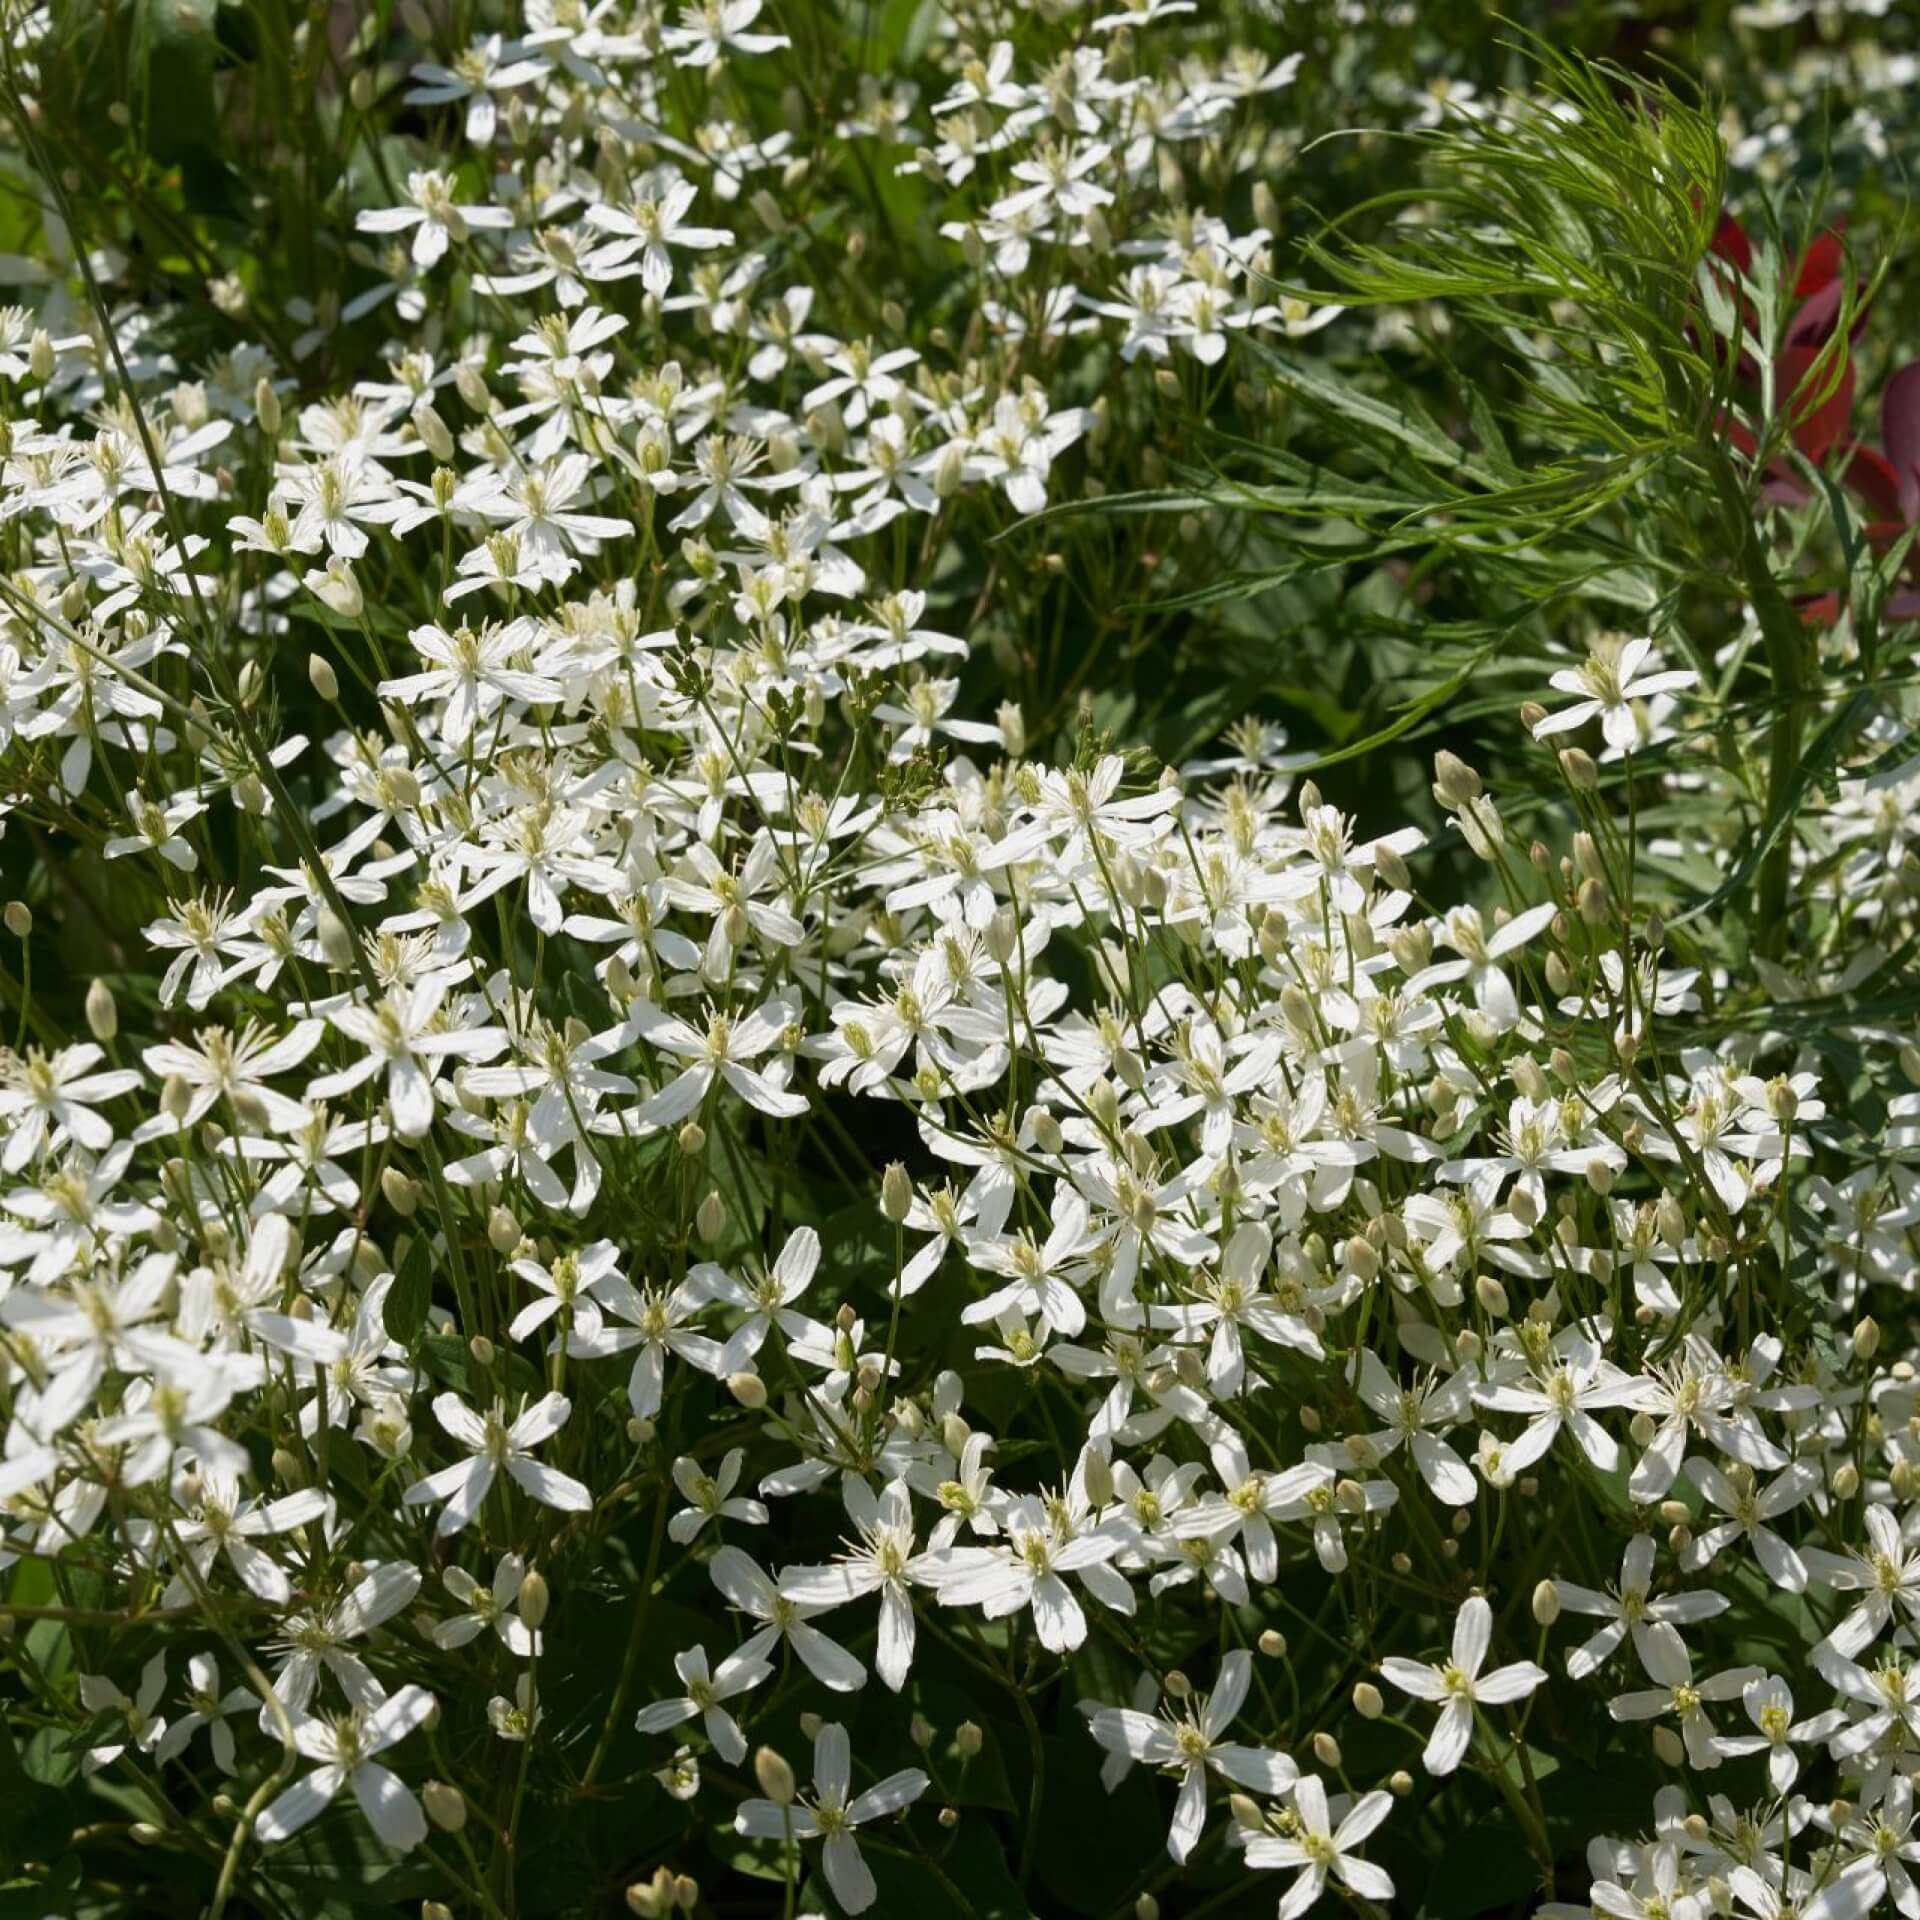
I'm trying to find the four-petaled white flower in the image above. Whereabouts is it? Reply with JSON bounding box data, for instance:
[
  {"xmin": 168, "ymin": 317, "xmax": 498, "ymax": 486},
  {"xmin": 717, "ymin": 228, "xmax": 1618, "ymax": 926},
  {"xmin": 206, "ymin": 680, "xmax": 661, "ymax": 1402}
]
[
  {"xmin": 734, "ymin": 1722, "xmax": 928, "ymax": 1916},
  {"xmin": 1531, "ymin": 635, "xmax": 1697, "ymax": 754},
  {"xmin": 1083, "ymin": 1649, "xmax": 1298, "ymax": 1861},
  {"xmin": 402, "ymin": 1391, "xmax": 591, "ymax": 1535},
  {"xmin": 1243, "ymin": 1774, "xmax": 1396, "ymax": 1920},
  {"xmin": 256, "ymin": 1684, "xmax": 437, "ymax": 1852},
  {"xmin": 1378, "ymin": 1596, "xmax": 1547, "ymax": 1775}
]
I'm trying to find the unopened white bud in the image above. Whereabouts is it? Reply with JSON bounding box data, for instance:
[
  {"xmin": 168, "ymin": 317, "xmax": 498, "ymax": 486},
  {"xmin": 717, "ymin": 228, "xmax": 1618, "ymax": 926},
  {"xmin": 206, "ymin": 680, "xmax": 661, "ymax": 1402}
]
[
  {"xmin": 881, "ymin": 1162, "xmax": 913, "ymax": 1223},
  {"xmin": 317, "ymin": 909, "xmax": 356, "ymax": 971},
  {"xmin": 754, "ymin": 1746, "xmax": 795, "ymax": 1805},
  {"xmin": 518, "ymin": 1570, "xmax": 550, "ymax": 1630},
  {"xmin": 423, "ymin": 1781, "xmax": 466, "ymax": 1832},
  {"xmin": 86, "ymin": 976, "xmax": 118, "ymax": 1041}
]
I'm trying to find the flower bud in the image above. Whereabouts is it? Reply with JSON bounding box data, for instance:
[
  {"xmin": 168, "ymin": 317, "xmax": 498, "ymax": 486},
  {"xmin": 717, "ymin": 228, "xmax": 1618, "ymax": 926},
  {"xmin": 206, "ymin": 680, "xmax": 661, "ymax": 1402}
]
[
  {"xmin": 984, "ymin": 905, "xmax": 1018, "ymax": 963},
  {"xmin": 954, "ymin": 1720, "xmax": 983, "ymax": 1757},
  {"xmin": 677, "ymin": 1121, "xmax": 706, "ymax": 1157},
  {"xmin": 1532, "ymin": 1579, "xmax": 1560, "ymax": 1625},
  {"xmin": 1432, "ymin": 750, "xmax": 1481, "ymax": 809},
  {"xmin": 423, "ymin": 1781, "xmax": 467, "ymax": 1832},
  {"xmin": 317, "ymin": 909, "xmax": 357, "ymax": 971},
  {"xmin": 1081, "ymin": 1448, "xmax": 1113, "ymax": 1507},
  {"xmin": 1475, "ymin": 1272, "xmax": 1510, "ymax": 1318},
  {"xmin": 754, "ymin": 1746, "xmax": 796, "ymax": 1805},
  {"xmin": 381, "ymin": 1167, "xmax": 420, "ymax": 1217},
  {"xmin": 1652, "ymin": 1726, "xmax": 1685, "ymax": 1767},
  {"xmin": 412, "ymin": 398, "xmax": 455, "ymax": 462},
  {"xmin": 469, "ymin": 1335, "xmax": 495, "ymax": 1370},
  {"xmin": 1854, "ymin": 1317, "xmax": 1881, "ymax": 1362},
  {"xmin": 1311, "ymin": 1731, "xmax": 1341, "ymax": 1767},
  {"xmin": 454, "ymin": 362, "xmax": 491, "ymax": 413},
  {"xmin": 727, "ymin": 1371, "xmax": 767, "ymax": 1409},
  {"xmin": 696, "ymin": 1189, "xmax": 725, "ymax": 1244},
  {"xmin": 1258, "ymin": 1629, "xmax": 1287, "ymax": 1657},
  {"xmin": 518, "ymin": 1570, "xmax": 550, "ymax": 1630},
  {"xmin": 85, "ymin": 976, "xmax": 118, "ymax": 1042},
  {"xmin": 881, "ymin": 1161, "xmax": 913, "ymax": 1223},
  {"xmin": 1390, "ymin": 1769, "xmax": 1415, "ymax": 1796},
  {"xmin": 307, "ymin": 651, "xmax": 341, "ymax": 702},
  {"xmin": 488, "ymin": 1206, "xmax": 522, "ymax": 1254},
  {"xmin": 1831, "ymin": 1462, "xmax": 1860, "ymax": 1500},
  {"xmin": 1353, "ymin": 1681, "xmax": 1384, "ymax": 1719},
  {"xmin": 1558, "ymin": 746, "xmax": 1598, "ymax": 791},
  {"xmin": 307, "ymin": 561, "xmax": 364, "ymax": 618},
  {"xmin": 3, "ymin": 900, "xmax": 31, "ymax": 939}
]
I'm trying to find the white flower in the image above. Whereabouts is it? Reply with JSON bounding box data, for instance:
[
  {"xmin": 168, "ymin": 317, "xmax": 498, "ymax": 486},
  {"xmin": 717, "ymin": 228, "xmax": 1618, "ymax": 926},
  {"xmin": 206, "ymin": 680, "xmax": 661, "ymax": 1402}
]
[
  {"xmin": 780, "ymin": 1478, "xmax": 934, "ymax": 1692},
  {"xmin": 1378, "ymin": 1596, "xmax": 1546, "ymax": 1775},
  {"xmin": 309, "ymin": 980, "xmax": 507, "ymax": 1140},
  {"xmin": 1716, "ymin": 1674, "xmax": 1844, "ymax": 1791},
  {"xmin": 668, "ymin": 1447, "xmax": 768, "ymax": 1543},
  {"xmin": 584, "ymin": 175, "xmax": 733, "ymax": 297},
  {"xmin": 1083, "ymin": 1650, "xmax": 1297, "ymax": 1861},
  {"xmin": 435, "ymin": 1553, "xmax": 542, "ymax": 1656},
  {"xmin": 1473, "ymin": 1326, "xmax": 1643, "ymax": 1475},
  {"xmin": 401, "ymin": 1391, "xmax": 591, "ymax": 1535},
  {"xmin": 355, "ymin": 170, "xmax": 513, "ymax": 269},
  {"xmin": 733, "ymin": 1722, "xmax": 928, "ymax": 1916},
  {"xmin": 1243, "ymin": 1774, "xmax": 1395, "ymax": 1919},
  {"xmin": 635, "ymin": 1644, "xmax": 770, "ymax": 1763},
  {"xmin": 155, "ymin": 1654, "xmax": 257, "ymax": 1775},
  {"xmin": 1607, "ymin": 1629, "xmax": 1763, "ymax": 1770},
  {"xmin": 1531, "ymin": 635, "xmax": 1697, "ymax": 753},
  {"xmin": 80, "ymin": 1652, "xmax": 168, "ymax": 1773},
  {"xmin": 709, "ymin": 1546, "xmax": 867, "ymax": 1692},
  {"xmin": 1552, "ymin": 1534, "xmax": 1728, "ymax": 1680},
  {"xmin": 660, "ymin": 0, "xmax": 789, "ymax": 67},
  {"xmin": 924, "ymin": 1493, "xmax": 1123, "ymax": 1654},
  {"xmin": 623, "ymin": 997, "xmax": 809, "ymax": 1128},
  {"xmin": 1805, "ymin": 1502, "xmax": 1920, "ymax": 1660},
  {"xmin": 0, "ymin": 1043, "xmax": 140, "ymax": 1170},
  {"xmin": 403, "ymin": 35, "xmax": 549, "ymax": 145},
  {"xmin": 256, "ymin": 1684, "xmax": 436, "ymax": 1852}
]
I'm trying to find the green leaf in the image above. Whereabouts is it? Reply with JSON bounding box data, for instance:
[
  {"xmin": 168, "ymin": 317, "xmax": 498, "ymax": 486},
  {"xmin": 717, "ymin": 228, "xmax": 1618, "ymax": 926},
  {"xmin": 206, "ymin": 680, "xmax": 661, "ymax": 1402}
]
[
  {"xmin": 1670, "ymin": 688, "xmax": 1875, "ymax": 929},
  {"xmin": 133, "ymin": 0, "xmax": 222, "ymax": 161},
  {"xmin": 1423, "ymin": 1815, "xmax": 1543, "ymax": 1918},
  {"xmin": 383, "ymin": 1232, "xmax": 434, "ymax": 1347},
  {"xmin": 0, "ymin": 1717, "xmax": 74, "ymax": 1865},
  {"xmin": 1244, "ymin": 337, "xmax": 1467, "ymax": 471},
  {"xmin": 418, "ymin": 1332, "xmax": 542, "ymax": 1401}
]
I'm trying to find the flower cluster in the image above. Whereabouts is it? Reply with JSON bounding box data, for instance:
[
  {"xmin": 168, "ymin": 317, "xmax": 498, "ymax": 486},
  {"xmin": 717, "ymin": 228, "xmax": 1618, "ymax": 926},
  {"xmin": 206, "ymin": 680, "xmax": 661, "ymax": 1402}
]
[{"xmin": 2, "ymin": 2, "xmax": 1920, "ymax": 1919}]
